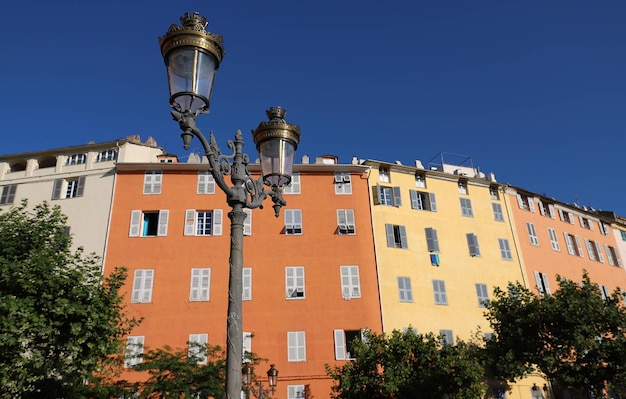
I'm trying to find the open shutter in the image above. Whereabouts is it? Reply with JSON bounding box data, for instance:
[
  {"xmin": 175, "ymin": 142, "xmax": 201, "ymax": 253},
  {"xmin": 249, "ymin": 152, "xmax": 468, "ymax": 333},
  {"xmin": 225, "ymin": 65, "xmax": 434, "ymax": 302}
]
[
  {"xmin": 399, "ymin": 225, "xmax": 408, "ymax": 249},
  {"xmin": 574, "ymin": 235, "xmax": 584, "ymax": 257},
  {"xmin": 466, "ymin": 233, "xmax": 480, "ymax": 256},
  {"xmin": 595, "ymin": 242, "xmax": 604, "ymax": 263},
  {"xmin": 7, "ymin": 185, "xmax": 16, "ymax": 204},
  {"xmin": 129, "ymin": 210, "xmax": 141, "ymax": 237},
  {"xmin": 385, "ymin": 224, "xmax": 394, "ymax": 247},
  {"xmin": 374, "ymin": 184, "xmax": 382, "ymax": 205},
  {"xmin": 184, "ymin": 210, "xmax": 196, "ymax": 236},
  {"xmin": 538, "ymin": 200, "xmax": 545, "ymax": 216},
  {"xmin": 392, "ymin": 186, "xmax": 402, "ymax": 206},
  {"xmin": 410, "ymin": 190, "xmax": 419, "ymax": 209},
  {"xmin": 76, "ymin": 176, "xmax": 86, "ymax": 197},
  {"xmin": 243, "ymin": 208, "xmax": 252, "ymax": 236},
  {"xmin": 429, "ymin": 193, "xmax": 437, "ymax": 212},
  {"xmin": 213, "ymin": 209, "xmax": 223, "ymax": 236},
  {"xmin": 516, "ymin": 194, "xmax": 525, "ymax": 209},
  {"xmin": 528, "ymin": 198, "xmax": 536, "ymax": 212},
  {"xmin": 605, "ymin": 244, "xmax": 616, "ymax": 266},
  {"xmin": 157, "ymin": 210, "xmax": 169, "ymax": 236},
  {"xmin": 548, "ymin": 204, "xmax": 556, "ymax": 218},
  {"xmin": 52, "ymin": 179, "xmax": 63, "ymax": 200},
  {"xmin": 334, "ymin": 330, "xmax": 346, "ymax": 360}
]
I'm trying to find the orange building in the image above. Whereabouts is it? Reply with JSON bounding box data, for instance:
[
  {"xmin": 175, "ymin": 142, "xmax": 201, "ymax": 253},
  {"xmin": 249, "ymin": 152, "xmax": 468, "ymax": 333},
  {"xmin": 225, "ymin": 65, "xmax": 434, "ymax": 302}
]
[
  {"xmin": 504, "ymin": 186, "xmax": 626, "ymax": 297},
  {"xmin": 103, "ymin": 154, "xmax": 383, "ymax": 398}
]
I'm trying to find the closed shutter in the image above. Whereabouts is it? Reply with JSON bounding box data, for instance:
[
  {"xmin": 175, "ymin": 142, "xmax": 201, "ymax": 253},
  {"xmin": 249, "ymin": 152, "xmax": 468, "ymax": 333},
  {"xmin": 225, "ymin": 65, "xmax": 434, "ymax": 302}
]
[
  {"xmin": 425, "ymin": 228, "xmax": 439, "ymax": 252},
  {"xmin": 392, "ymin": 186, "xmax": 402, "ymax": 206},
  {"xmin": 385, "ymin": 224, "xmax": 394, "ymax": 247},
  {"xmin": 184, "ymin": 210, "xmax": 196, "ymax": 236},
  {"xmin": 243, "ymin": 208, "xmax": 252, "ymax": 236},
  {"xmin": 76, "ymin": 176, "xmax": 86, "ymax": 197},
  {"xmin": 213, "ymin": 209, "xmax": 223, "ymax": 236},
  {"xmin": 429, "ymin": 193, "xmax": 437, "ymax": 212},
  {"xmin": 399, "ymin": 225, "xmax": 408, "ymax": 249}
]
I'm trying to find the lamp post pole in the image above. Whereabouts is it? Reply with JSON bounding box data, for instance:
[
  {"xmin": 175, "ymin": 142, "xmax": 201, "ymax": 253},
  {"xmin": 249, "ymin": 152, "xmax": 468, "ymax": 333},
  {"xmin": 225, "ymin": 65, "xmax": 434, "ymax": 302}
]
[{"xmin": 159, "ymin": 13, "xmax": 300, "ymax": 399}]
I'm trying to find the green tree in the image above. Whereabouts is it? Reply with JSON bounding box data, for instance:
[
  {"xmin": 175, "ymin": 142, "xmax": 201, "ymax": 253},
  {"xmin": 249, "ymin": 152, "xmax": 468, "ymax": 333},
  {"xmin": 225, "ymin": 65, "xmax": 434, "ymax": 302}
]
[
  {"xmin": 484, "ymin": 272, "xmax": 626, "ymax": 399},
  {"xmin": 326, "ymin": 329, "xmax": 487, "ymax": 399},
  {"xmin": 0, "ymin": 200, "xmax": 139, "ymax": 398},
  {"xmin": 126, "ymin": 342, "xmax": 226, "ymax": 399}
]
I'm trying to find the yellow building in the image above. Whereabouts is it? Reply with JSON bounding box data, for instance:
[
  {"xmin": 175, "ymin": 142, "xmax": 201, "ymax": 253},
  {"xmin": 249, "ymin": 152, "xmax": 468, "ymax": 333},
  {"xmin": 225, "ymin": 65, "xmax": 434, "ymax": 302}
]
[{"xmin": 364, "ymin": 154, "xmax": 544, "ymax": 399}]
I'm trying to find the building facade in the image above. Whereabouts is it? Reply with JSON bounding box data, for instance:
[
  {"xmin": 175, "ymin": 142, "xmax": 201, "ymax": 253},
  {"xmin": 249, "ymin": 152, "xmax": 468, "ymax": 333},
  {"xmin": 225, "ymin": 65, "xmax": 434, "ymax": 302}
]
[
  {"xmin": 0, "ymin": 136, "xmax": 163, "ymax": 257},
  {"xmin": 102, "ymin": 155, "xmax": 383, "ymax": 399}
]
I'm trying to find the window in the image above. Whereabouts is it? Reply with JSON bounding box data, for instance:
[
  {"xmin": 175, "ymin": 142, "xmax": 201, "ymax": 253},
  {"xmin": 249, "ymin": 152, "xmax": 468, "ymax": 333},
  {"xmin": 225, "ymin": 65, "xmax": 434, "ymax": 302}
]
[
  {"xmin": 410, "ymin": 190, "xmax": 437, "ymax": 211},
  {"xmin": 526, "ymin": 222, "xmax": 539, "ymax": 246},
  {"xmin": 621, "ymin": 231, "xmax": 626, "ymax": 241},
  {"xmin": 425, "ymin": 228, "xmax": 440, "ymax": 252},
  {"xmin": 433, "ymin": 279, "xmax": 448, "ymax": 305},
  {"xmin": 460, "ymin": 198, "xmax": 474, "ymax": 217},
  {"xmin": 578, "ymin": 216, "xmax": 593, "ymax": 230},
  {"xmin": 584, "ymin": 239, "xmax": 604, "ymax": 263},
  {"xmin": 197, "ymin": 171, "xmax": 215, "ymax": 194},
  {"xmin": 475, "ymin": 283, "xmax": 489, "ymax": 307},
  {"xmin": 489, "ymin": 186, "xmax": 499, "ymax": 200},
  {"xmin": 190, "ymin": 268, "xmax": 211, "ymax": 301},
  {"xmin": 492, "ymin": 203, "xmax": 504, "ymax": 222},
  {"xmin": 466, "ymin": 233, "xmax": 480, "ymax": 257},
  {"xmin": 516, "ymin": 193, "xmax": 535, "ymax": 212},
  {"xmin": 386, "ymin": 224, "xmax": 408, "ymax": 249},
  {"xmin": 52, "ymin": 176, "xmax": 86, "ymax": 199},
  {"xmin": 605, "ymin": 245, "xmax": 623, "ymax": 267},
  {"xmin": 129, "ymin": 210, "xmax": 169, "ymax": 237},
  {"xmin": 124, "ymin": 336, "xmax": 144, "ymax": 368},
  {"xmin": 0, "ymin": 185, "xmax": 17, "ymax": 205},
  {"xmin": 379, "ymin": 167, "xmax": 390, "ymax": 182},
  {"xmin": 131, "ymin": 269, "xmax": 154, "ymax": 303},
  {"xmin": 538, "ymin": 200, "xmax": 556, "ymax": 218},
  {"xmin": 243, "ymin": 332, "xmax": 253, "ymax": 362},
  {"xmin": 600, "ymin": 285, "xmax": 610, "ymax": 301},
  {"xmin": 96, "ymin": 149, "xmax": 118, "ymax": 162},
  {"xmin": 415, "ymin": 173, "xmax": 426, "ymax": 188},
  {"xmin": 188, "ymin": 333, "xmax": 208, "ymax": 365},
  {"xmin": 283, "ymin": 173, "xmax": 300, "ymax": 194},
  {"xmin": 243, "ymin": 208, "xmax": 252, "ymax": 236},
  {"xmin": 398, "ymin": 277, "xmax": 413, "ymax": 302},
  {"xmin": 558, "ymin": 209, "xmax": 575, "ymax": 224},
  {"xmin": 242, "ymin": 267, "xmax": 252, "ymax": 300},
  {"xmin": 184, "ymin": 209, "xmax": 223, "ymax": 236},
  {"xmin": 375, "ymin": 185, "xmax": 402, "ymax": 206},
  {"xmin": 563, "ymin": 232, "xmax": 584, "ymax": 257},
  {"xmin": 286, "ymin": 266, "xmax": 305, "ymax": 299},
  {"xmin": 534, "ymin": 272, "xmax": 551, "ymax": 296},
  {"xmin": 284, "ymin": 209, "xmax": 303, "ymax": 235},
  {"xmin": 334, "ymin": 329, "xmax": 364, "ymax": 360},
  {"xmin": 288, "ymin": 385, "xmax": 306, "ymax": 399},
  {"xmin": 599, "ymin": 221, "xmax": 610, "ymax": 236},
  {"xmin": 143, "ymin": 170, "xmax": 162, "ymax": 194},
  {"xmin": 337, "ymin": 209, "xmax": 356, "ymax": 235},
  {"xmin": 66, "ymin": 153, "xmax": 86, "ymax": 165},
  {"xmin": 547, "ymin": 228, "xmax": 560, "ymax": 251},
  {"xmin": 440, "ymin": 330, "xmax": 454, "ymax": 346},
  {"xmin": 287, "ymin": 331, "xmax": 306, "ymax": 361},
  {"xmin": 334, "ymin": 172, "xmax": 352, "ymax": 194},
  {"xmin": 458, "ymin": 180, "xmax": 468, "ymax": 194},
  {"xmin": 340, "ymin": 266, "xmax": 361, "ymax": 299},
  {"xmin": 498, "ymin": 238, "xmax": 512, "ymax": 260}
]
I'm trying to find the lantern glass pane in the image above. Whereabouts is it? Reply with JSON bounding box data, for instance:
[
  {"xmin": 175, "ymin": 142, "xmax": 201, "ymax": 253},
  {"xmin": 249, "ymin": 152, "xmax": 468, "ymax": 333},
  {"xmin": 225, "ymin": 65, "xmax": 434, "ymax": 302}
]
[
  {"xmin": 258, "ymin": 139, "xmax": 295, "ymax": 187},
  {"xmin": 166, "ymin": 48, "xmax": 217, "ymax": 113}
]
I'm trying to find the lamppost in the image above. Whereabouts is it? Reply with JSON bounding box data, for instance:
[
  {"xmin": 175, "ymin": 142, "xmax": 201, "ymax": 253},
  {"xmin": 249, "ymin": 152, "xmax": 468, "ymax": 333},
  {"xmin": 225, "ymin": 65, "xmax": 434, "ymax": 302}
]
[
  {"xmin": 242, "ymin": 364, "xmax": 279, "ymax": 399},
  {"xmin": 159, "ymin": 12, "xmax": 301, "ymax": 399}
]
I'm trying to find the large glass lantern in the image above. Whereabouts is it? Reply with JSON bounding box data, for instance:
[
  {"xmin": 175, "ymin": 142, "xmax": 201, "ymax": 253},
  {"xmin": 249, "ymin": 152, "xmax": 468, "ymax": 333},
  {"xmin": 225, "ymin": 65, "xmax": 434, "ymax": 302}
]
[
  {"xmin": 252, "ymin": 107, "xmax": 301, "ymax": 187},
  {"xmin": 159, "ymin": 12, "xmax": 225, "ymax": 114}
]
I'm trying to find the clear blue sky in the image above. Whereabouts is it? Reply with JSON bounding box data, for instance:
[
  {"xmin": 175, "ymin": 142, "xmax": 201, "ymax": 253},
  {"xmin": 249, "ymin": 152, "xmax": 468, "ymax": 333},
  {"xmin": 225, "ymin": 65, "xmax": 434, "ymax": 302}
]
[{"xmin": 1, "ymin": 1, "xmax": 625, "ymax": 215}]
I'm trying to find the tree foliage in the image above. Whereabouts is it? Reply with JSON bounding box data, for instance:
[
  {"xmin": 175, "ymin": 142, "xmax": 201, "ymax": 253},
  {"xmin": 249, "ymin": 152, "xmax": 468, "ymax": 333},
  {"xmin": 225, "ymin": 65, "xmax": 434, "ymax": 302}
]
[
  {"xmin": 126, "ymin": 342, "xmax": 226, "ymax": 399},
  {"xmin": 0, "ymin": 200, "xmax": 139, "ymax": 398},
  {"xmin": 326, "ymin": 329, "xmax": 487, "ymax": 399},
  {"xmin": 484, "ymin": 272, "xmax": 626, "ymax": 398}
]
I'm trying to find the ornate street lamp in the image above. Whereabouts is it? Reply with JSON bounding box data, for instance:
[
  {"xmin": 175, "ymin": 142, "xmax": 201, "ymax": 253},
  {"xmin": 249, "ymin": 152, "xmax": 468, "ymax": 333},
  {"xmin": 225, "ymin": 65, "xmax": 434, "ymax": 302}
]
[
  {"xmin": 242, "ymin": 364, "xmax": 278, "ymax": 399},
  {"xmin": 159, "ymin": 12, "xmax": 300, "ymax": 399}
]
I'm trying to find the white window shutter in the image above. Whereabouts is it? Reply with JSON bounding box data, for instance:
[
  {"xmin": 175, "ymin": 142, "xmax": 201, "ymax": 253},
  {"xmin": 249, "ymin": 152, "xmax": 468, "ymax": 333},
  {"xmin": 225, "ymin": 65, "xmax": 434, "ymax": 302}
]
[
  {"xmin": 153, "ymin": 172, "xmax": 162, "ymax": 194},
  {"xmin": 346, "ymin": 210, "xmax": 355, "ymax": 229},
  {"xmin": 76, "ymin": 176, "xmax": 86, "ymax": 197},
  {"xmin": 410, "ymin": 190, "xmax": 419, "ymax": 209},
  {"xmin": 516, "ymin": 194, "xmax": 525, "ymax": 209},
  {"xmin": 129, "ymin": 210, "xmax": 142, "ymax": 237},
  {"xmin": 605, "ymin": 244, "xmax": 616, "ymax": 266},
  {"xmin": 243, "ymin": 332, "xmax": 253, "ymax": 362},
  {"xmin": 538, "ymin": 200, "xmax": 545, "ymax": 216},
  {"xmin": 568, "ymin": 213, "xmax": 575, "ymax": 224},
  {"xmin": 242, "ymin": 268, "xmax": 252, "ymax": 300},
  {"xmin": 52, "ymin": 179, "xmax": 63, "ymax": 200},
  {"xmin": 132, "ymin": 270, "xmax": 143, "ymax": 302},
  {"xmin": 528, "ymin": 198, "xmax": 535, "ymax": 212},
  {"xmin": 595, "ymin": 242, "xmax": 604, "ymax": 263},
  {"xmin": 184, "ymin": 210, "xmax": 196, "ymax": 236},
  {"xmin": 243, "ymin": 209, "xmax": 252, "ymax": 236},
  {"xmin": 548, "ymin": 204, "xmax": 556, "ymax": 218},
  {"xmin": 429, "ymin": 193, "xmax": 438, "ymax": 212},
  {"xmin": 190, "ymin": 269, "xmax": 201, "ymax": 300},
  {"xmin": 213, "ymin": 209, "xmax": 223, "ymax": 236},
  {"xmin": 157, "ymin": 210, "xmax": 169, "ymax": 236},
  {"xmin": 334, "ymin": 329, "xmax": 346, "ymax": 360},
  {"xmin": 142, "ymin": 270, "xmax": 154, "ymax": 302},
  {"xmin": 574, "ymin": 235, "xmax": 584, "ymax": 257}
]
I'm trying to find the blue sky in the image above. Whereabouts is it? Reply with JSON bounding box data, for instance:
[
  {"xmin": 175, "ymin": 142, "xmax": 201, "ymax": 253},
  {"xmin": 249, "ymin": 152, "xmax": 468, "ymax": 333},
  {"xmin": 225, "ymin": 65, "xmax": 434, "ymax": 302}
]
[{"xmin": 1, "ymin": 1, "xmax": 625, "ymax": 215}]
